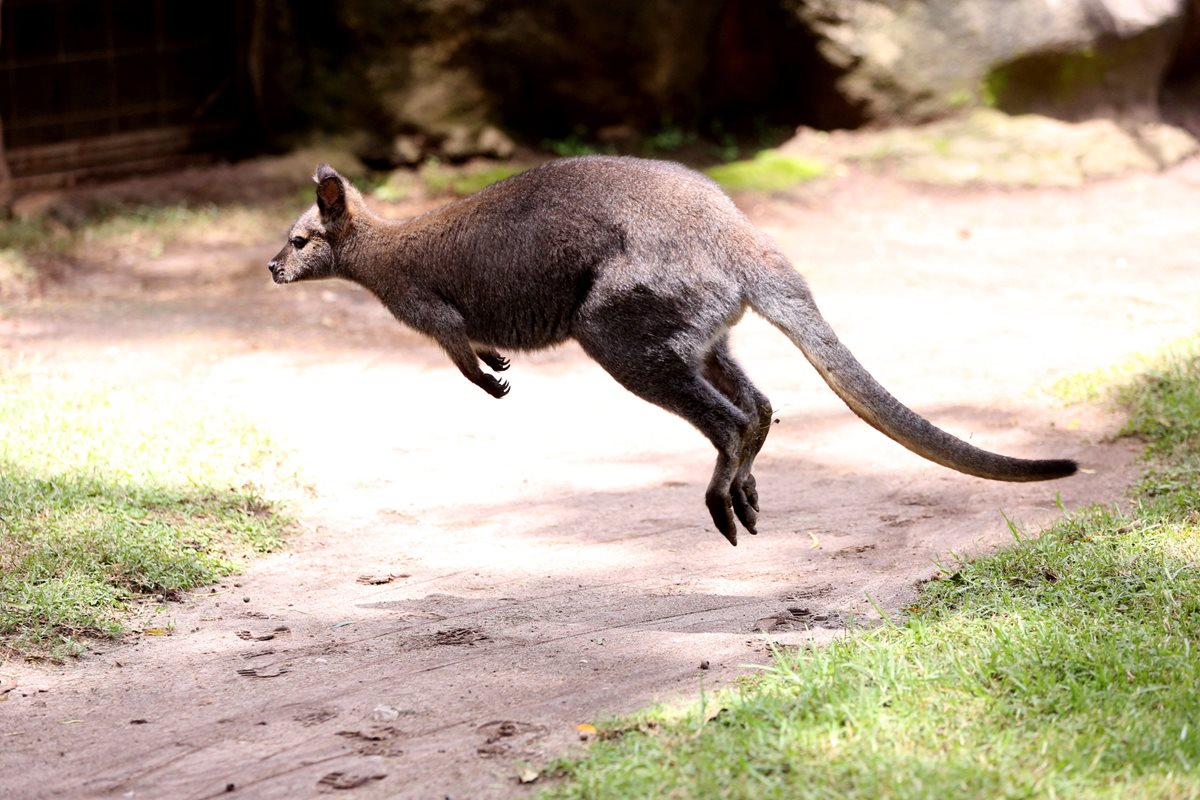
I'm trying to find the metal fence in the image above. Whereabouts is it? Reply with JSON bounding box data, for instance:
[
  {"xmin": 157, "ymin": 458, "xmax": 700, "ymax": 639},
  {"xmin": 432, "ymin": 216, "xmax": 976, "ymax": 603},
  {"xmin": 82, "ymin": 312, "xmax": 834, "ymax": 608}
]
[{"xmin": 0, "ymin": 0, "xmax": 257, "ymax": 191}]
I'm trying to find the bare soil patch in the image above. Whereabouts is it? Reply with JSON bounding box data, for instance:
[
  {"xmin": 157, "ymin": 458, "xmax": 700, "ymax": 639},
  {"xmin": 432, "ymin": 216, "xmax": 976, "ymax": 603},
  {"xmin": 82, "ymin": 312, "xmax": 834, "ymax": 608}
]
[{"xmin": 2, "ymin": 157, "xmax": 1199, "ymax": 799}]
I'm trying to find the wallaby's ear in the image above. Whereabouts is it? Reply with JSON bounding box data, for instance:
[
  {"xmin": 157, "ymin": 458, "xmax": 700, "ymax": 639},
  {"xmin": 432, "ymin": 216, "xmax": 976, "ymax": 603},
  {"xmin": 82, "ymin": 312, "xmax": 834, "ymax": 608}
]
[{"xmin": 313, "ymin": 163, "xmax": 347, "ymax": 227}]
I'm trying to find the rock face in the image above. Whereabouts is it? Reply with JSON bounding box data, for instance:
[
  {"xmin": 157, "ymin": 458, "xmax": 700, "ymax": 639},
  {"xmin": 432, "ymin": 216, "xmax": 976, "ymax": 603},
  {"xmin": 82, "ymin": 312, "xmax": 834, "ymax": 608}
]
[
  {"xmin": 256, "ymin": 0, "xmax": 1199, "ymax": 155},
  {"xmin": 257, "ymin": 0, "xmax": 852, "ymax": 159},
  {"xmin": 788, "ymin": 0, "xmax": 1191, "ymax": 123}
]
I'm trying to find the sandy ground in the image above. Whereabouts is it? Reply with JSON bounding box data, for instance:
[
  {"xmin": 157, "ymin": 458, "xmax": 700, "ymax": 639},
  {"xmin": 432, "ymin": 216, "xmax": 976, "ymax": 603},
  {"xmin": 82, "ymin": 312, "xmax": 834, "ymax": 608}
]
[{"xmin": 2, "ymin": 159, "xmax": 1199, "ymax": 799}]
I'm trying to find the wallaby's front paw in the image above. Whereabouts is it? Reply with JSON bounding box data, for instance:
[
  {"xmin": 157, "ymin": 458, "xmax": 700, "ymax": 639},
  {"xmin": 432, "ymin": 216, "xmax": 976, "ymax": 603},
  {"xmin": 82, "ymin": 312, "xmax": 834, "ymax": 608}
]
[
  {"xmin": 479, "ymin": 351, "xmax": 510, "ymax": 372},
  {"xmin": 486, "ymin": 376, "xmax": 511, "ymax": 398}
]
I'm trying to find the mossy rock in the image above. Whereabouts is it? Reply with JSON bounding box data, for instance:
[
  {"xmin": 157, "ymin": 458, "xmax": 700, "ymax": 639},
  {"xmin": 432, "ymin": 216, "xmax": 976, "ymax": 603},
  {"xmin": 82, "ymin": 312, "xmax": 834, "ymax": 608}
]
[{"xmin": 792, "ymin": 0, "xmax": 1189, "ymax": 123}]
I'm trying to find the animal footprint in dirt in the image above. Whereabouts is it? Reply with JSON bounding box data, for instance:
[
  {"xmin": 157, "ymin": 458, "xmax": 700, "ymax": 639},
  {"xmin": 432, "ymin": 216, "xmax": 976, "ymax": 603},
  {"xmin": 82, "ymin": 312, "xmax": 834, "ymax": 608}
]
[
  {"xmin": 336, "ymin": 726, "xmax": 405, "ymax": 757},
  {"xmin": 475, "ymin": 720, "xmax": 548, "ymax": 757},
  {"xmin": 317, "ymin": 770, "xmax": 385, "ymax": 790},
  {"xmin": 295, "ymin": 708, "xmax": 339, "ymax": 727},
  {"xmin": 355, "ymin": 572, "xmax": 410, "ymax": 585},
  {"xmin": 434, "ymin": 627, "xmax": 490, "ymax": 646},
  {"xmin": 237, "ymin": 666, "xmax": 290, "ymax": 679},
  {"xmin": 236, "ymin": 625, "xmax": 290, "ymax": 641},
  {"xmin": 752, "ymin": 607, "xmax": 844, "ymax": 632}
]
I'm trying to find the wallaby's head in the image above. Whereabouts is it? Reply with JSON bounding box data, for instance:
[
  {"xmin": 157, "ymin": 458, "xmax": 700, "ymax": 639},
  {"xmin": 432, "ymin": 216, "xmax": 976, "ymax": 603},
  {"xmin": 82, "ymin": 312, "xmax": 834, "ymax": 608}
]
[{"xmin": 268, "ymin": 164, "xmax": 361, "ymax": 284}]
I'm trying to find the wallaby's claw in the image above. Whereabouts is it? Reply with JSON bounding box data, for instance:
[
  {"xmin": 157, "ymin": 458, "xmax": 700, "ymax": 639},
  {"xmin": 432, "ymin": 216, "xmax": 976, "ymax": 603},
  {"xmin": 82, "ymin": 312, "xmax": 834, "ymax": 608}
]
[
  {"xmin": 489, "ymin": 377, "xmax": 511, "ymax": 398},
  {"xmin": 480, "ymin": 351, "xmax": 510, "ymax": 372},
  {"xmin": 706, "ymin": 492, "xmax": 738, "ymax": 546},
  {"xmin": 742, "ymin": 474, "xmax": 759, "ymax": 513}
]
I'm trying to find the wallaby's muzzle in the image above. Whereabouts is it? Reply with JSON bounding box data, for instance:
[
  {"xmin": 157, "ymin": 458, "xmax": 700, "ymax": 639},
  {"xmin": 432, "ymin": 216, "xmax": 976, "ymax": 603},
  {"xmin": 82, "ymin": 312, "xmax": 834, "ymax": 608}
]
[{"xmin": 267, "ymin": 241, "xmax": 294, "ymax": 283}]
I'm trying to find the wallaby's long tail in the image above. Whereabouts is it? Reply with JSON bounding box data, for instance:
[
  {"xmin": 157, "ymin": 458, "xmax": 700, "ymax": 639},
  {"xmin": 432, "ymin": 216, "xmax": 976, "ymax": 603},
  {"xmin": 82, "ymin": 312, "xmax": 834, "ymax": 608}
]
[{"xmin": 748, "ymin": 266, "xmax": 1077, "ymax": 482}]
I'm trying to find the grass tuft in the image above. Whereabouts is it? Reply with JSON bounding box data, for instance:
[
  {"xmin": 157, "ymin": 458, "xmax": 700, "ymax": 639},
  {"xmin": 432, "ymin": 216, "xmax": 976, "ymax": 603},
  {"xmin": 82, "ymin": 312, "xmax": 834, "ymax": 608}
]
[
  {"xmin": 542, "ymin": 335, "xmax": 1200, "ymax": 798},
  {"xmin": 419, "ymin": 160, "xmax": 526, "ymax": 197},
  {"xmin": 0, "ymin": 372, "xmax": 291, "ymax": 658},
  {"xmin": 1117, "ymin": 337, "xmax": 1200, "ymax": 458},
  {"xmin": 371, "ymin": 161, "xmax": 528, "ymax": 202},
  {"xmin": 1047, "ymin": 335, "xmax": 1199, "ymax": 411},
  {"xmin": 705, "ymin": 150, "xmax": 827, "ymax": 193}
]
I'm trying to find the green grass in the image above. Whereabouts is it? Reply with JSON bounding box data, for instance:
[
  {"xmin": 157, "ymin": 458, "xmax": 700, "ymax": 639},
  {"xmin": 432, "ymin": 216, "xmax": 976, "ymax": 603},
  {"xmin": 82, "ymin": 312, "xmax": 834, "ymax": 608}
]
[
  {"xmin": 542, "ymin": 334, "xmax": 1200, "ymax": 798},
  {"xmin": 1113, "ymin": 340, "xmax": 1200, "ymax": 459},
  {"xmin": 0, "ymin": 218, "xmax": 75, "ymax": 293},
  {"xmin": 1047, "ymin": 338, "xmax": 1200, "ymax": 409},
  {"xmin": 0, "ymin": 201, "xmax": 295, "ymax": 296},
  {"xmin": 541, "ymin": 133, "xmax": 615, "ymax": 158},
  {"xmin": 370, "ymin": 161, "xmax": 528, "ymax": 202},
  {"xmin": 0, "ymin": 372, "xmax": 291, "ymax": 658},
  {"xmin": 705, "ymin": 150, "xmax": 827, "ymax": 193},
  {"xmin": 422, "ymin": 162, "xmax": 526, "ymax": 196}
]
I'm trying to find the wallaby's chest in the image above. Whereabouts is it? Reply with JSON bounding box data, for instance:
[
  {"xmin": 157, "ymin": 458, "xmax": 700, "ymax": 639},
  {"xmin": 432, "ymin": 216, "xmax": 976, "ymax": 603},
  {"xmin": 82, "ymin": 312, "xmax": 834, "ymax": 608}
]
[{"xmin": 437, "ymin": 258, "xmax": 597, "ymax": 350}]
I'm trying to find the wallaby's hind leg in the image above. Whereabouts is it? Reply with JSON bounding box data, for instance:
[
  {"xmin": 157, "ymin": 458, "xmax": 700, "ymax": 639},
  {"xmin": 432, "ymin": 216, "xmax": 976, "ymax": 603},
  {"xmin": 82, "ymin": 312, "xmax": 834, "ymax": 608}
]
[
  {"xmin": 575, "ymin": 330, "xmax": 751, "ymax": 545},
  {"xmin": 703, "ymin": 337, "xmax": 773, "ymax": 533}
]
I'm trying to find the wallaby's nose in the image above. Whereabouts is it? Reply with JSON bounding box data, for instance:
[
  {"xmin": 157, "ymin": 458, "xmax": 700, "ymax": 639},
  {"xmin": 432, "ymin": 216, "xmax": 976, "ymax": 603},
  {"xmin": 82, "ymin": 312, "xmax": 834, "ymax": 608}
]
[{"xmin": 267, "ymin": 259, "xmax": 279, "ymax": 276}]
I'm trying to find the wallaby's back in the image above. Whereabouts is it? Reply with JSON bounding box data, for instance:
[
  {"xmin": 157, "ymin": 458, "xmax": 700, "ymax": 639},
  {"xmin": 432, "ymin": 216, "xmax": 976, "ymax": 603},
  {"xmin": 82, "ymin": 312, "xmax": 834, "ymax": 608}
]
[{"xmin": 397, "ymin": 156, "xmax": 758, "ymax": 350}]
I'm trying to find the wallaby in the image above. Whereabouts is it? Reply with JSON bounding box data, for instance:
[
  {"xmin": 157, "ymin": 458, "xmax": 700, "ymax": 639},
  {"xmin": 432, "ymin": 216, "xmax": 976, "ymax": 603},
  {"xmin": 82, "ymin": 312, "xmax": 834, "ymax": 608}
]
[{"xmin": 269, "ymin": 157, "xmax": 1077, "ymax": 546}]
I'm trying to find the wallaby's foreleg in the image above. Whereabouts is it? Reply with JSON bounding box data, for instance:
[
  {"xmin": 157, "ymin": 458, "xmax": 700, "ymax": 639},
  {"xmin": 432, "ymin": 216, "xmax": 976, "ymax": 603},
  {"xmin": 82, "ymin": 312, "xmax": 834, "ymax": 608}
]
[
  {"xmin": 576, "ymin": 331, "xmax": 749, "ymax": 545},
  {"xmin": 444, "ymin": 341, "xmax": 510, "ymax": 398},
  {"xmin": 703, "ymin": 338, "xmax": 773, "ymax": 533},
  {"xmin": 475, "ymin": 348, "xmax": 511, "ymax": 373},
  {"xmin": 390, "ymin": 294, "xmax": 511, "ymax": 398}
]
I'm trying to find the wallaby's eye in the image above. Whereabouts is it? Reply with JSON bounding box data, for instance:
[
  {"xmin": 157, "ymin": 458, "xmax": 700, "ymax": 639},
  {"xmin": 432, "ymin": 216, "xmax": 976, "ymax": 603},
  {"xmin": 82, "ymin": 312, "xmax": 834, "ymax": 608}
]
[{"xmin": 290, "ymin": 236, "xmax": 308, "ymax": 249}]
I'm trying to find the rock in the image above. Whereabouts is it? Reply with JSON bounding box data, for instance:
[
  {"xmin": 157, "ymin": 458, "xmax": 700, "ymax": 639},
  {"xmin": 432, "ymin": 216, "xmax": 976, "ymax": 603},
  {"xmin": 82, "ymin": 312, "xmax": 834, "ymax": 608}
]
[
  {"xmin": 370, "ymin": 704, "xmax": 401, "ymax": 722},
  {"xmin": 259, "ymin": 0, "xmax": 811, "ymax": 144},
  {"xmin": 435, "ymin": 124, "xmax": 514, "ymax": 162},
  {"xmin": 10, "ymin": 190, "xmax": 63, "ymax": 221},
  {"xmin": 440, "ymin": 125, "xmax": 478, "ymax": 162},
  {"xmin": 789, "ymin": 0, "xmax": 1191, "ymax": 123},
  {"xmin": 1127, "ymin": 120, "xmax": 1200, "ymax": 165},
  {"xmin": 476, "ymin": 125, "xmax": 515, "ymax": 159},
  {"xmin": 381, "ymin": 61, "xmax": 491, "ymax": 140},
  {"xmin": 390, "ymin": 135, "xmax": 426, "ymax": 167}
]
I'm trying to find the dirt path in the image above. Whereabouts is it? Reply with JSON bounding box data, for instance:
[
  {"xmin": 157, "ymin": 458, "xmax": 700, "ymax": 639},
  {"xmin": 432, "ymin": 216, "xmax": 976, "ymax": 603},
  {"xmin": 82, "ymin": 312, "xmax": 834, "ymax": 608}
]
[{"xmin": 3, "ymin": 160, "xmax": 1199, "ymax": 799}]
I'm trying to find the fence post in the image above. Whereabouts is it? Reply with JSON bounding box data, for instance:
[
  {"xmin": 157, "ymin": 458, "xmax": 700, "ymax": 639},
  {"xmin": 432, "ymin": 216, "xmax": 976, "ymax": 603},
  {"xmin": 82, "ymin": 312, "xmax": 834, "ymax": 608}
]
[{"xmin": 0, "ymin": 0, "xmax": 11, "ymax": 213}]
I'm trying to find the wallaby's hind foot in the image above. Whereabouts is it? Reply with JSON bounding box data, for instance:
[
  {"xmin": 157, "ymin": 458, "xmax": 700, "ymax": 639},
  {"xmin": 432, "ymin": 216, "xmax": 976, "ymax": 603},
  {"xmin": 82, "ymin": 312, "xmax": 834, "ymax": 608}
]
[
  {"xmin": 576, "ymin": 306, "xmax": 758, "ymax": 545},
  {"xmin": 731, "ymin": 479, "xmax": 757, "ymax": 536},
  {"xmin": 742, "ymin": 473, "xmax": 760, "ymax": 512},
  {"xmin": 707, "ymin": 489, "xmax": 740, "ymax": 546},
  {"xmin": 703, "ymin": 336, "xmax": 772, "ymax": 540}
]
